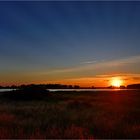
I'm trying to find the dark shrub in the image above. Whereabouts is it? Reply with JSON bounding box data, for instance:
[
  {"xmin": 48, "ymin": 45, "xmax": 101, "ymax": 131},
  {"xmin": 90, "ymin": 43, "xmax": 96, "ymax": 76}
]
[{"xmin": 1, "ymin": 85, "xmax": 50, "ymax": 101}]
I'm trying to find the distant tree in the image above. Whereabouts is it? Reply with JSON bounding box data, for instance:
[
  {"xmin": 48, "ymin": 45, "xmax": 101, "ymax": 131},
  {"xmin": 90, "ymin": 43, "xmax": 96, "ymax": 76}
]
[
  {"xmin": 127, "ymin": 84, "xmax": 140, "ymax": 89},
  {"xmin": 68, "ymin": 85, "xmax": 73, "ymax": 89},
  {"xmin": 19, "ymin": 84, "xmax": 47, "ymax": 91},
  {"xmin": 120, "ymin": 85, "xmax": 126, "ymax": 89},
  {"xmin": 73, "ymin": 85, "xmax": 80, "ymax": 89},
  {"xmin": 10, "ymin": 85, "xmax": 17, "ymax": 89}
]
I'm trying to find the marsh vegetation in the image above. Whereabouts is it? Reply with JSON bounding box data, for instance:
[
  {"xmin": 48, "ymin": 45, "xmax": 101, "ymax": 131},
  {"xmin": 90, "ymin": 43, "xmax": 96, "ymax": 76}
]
[{"xmin": 0, "ymin": 90, "xmax": 140, "ymax": 139}]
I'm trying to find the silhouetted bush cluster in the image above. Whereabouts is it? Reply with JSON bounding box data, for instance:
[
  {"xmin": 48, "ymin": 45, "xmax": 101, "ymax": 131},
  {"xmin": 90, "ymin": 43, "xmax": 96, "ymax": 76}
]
[
  {"xmin": 127, "ymin": 84, "xmax": 140, "ymax": 89},
  {"xmin": 1, "ymin": 85, "xmax": 50, "ymax": 101}
]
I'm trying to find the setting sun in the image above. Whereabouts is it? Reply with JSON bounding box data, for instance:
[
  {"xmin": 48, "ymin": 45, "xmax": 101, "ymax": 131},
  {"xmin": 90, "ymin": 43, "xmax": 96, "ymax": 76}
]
[{"xmin": 111, "ymin": 77, "xmax": 123, "ymax": 87}]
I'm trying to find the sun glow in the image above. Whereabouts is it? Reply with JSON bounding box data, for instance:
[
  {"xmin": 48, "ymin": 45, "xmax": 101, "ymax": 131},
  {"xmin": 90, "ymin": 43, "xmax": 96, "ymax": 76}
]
[{"xmin": 111, "ymin": 77, "xmax": 123, "ymax": 87}]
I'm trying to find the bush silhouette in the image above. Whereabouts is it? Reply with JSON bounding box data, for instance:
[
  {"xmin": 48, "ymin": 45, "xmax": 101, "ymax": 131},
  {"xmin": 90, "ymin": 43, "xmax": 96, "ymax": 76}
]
[
  {"xmin": 1, "ymin": 85, "xmax": 50, "ymax": 101},
  {"xmin": 127, "ymin": 84, "xmax": 140, "ymax": 89}
]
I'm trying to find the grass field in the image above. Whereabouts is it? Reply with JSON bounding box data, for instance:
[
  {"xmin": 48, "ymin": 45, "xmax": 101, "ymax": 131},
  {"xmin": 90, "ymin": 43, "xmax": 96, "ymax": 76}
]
[{"xmin": 0, "ymin": 90, "xmax": 140, "ymax": 139}]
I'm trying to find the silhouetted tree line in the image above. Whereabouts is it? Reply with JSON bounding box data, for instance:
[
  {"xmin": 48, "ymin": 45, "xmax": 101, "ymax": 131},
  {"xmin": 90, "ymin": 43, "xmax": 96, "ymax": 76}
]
[
  {"xmin": 1, "ymin": 83, "xmax": 140, "ymax": 90},
  {"xmin": 0, "ymin": 84, "xmax": 80, "ymax": 89},
  {"xmin": 127, "ymin": 84, "xmax": 140, "ymax": 89}
]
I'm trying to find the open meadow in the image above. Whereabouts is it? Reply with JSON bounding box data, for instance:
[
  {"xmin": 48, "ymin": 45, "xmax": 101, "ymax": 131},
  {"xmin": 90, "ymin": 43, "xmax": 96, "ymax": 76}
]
[{"xmin": 0, "ymin": 90, "xmax": 140, "ymax": 139}]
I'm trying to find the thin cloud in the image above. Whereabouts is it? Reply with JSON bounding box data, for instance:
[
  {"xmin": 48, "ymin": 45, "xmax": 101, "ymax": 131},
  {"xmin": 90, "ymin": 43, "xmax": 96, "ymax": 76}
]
[
  {"xmin": 40, "ymin": 55, "xmax": 140, "ymax": 75},
  {"xmin": 81, "ymin": 60, "xmax": 98, "ymax": 64}
]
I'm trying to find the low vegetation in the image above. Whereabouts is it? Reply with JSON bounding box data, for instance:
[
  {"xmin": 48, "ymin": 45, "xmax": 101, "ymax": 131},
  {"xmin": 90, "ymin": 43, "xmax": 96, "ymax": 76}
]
[{"xmin": 0, "ymin": 90, "xmax": 140, "ymax": 138}]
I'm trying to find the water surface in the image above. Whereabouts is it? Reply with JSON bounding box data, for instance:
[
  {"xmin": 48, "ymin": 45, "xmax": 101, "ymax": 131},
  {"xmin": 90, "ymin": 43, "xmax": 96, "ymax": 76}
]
[
  {"xmin": 48, "ymin": 89, "xmax": 133, "ymax": 92},
  {"xmin": 0, "ymin": 89, "xmax": 15, "ymax": 92}
]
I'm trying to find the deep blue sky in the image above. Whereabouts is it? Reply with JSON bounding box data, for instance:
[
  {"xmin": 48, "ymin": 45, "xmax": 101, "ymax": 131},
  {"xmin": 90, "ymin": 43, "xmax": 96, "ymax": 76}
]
[{"xmin": 0, "ymin": 1, "xmax": 140, "ymax": 86}]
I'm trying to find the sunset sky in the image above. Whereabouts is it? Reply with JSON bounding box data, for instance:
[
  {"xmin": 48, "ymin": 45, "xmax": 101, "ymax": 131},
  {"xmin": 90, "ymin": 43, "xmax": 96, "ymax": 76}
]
[{"xmin": 0, "ymin": 1, "xmax": 140, "ymax": 87}]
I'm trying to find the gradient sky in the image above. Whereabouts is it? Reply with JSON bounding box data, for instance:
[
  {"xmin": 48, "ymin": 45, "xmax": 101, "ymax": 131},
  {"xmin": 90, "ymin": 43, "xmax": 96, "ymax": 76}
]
[{"xmin": 0, "ymin": 1, "xmax": 140, "ymax": 86}]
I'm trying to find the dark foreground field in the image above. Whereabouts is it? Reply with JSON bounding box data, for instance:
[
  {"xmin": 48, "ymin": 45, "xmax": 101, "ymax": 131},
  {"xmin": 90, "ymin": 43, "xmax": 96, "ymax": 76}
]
[{"xmin": 0, "ymin": 90, "xmax": 140, "ymax": 139}]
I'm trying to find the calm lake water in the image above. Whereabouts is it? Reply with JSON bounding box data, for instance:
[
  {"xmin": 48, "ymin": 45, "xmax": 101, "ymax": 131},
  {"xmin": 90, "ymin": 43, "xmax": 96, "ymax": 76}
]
[
  {"xmin": 0, "ymin": 88, "xmax": 136, "ymax": 92},
  {"xmin": 48, "ymin": 89, "xmax": 133, "ymax": 92},
  {"xmin": 0, "ymin": 89, "xmax": 15, "ymax": 92}
]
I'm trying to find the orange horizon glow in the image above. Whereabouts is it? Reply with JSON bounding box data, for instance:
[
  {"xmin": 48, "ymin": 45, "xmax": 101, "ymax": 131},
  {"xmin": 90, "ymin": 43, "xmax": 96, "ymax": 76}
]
[{"xmin": 1, "ymin": 75, "xmax": 140, "ymax": 88}]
